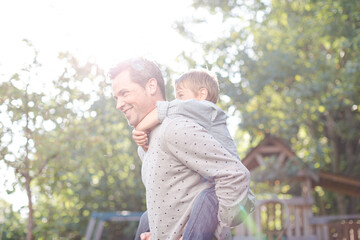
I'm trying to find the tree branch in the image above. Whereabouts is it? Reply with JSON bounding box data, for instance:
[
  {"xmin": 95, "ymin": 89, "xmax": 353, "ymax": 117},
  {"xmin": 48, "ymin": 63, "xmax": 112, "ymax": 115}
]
[{"xmin": 35, "ymin": 152, "xmax": 59, "ymax": 177}]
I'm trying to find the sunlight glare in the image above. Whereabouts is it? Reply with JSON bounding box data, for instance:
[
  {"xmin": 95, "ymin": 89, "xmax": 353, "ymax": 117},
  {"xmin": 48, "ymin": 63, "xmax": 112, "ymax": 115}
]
[{"xmin": 0, "ymin": 0, "xmax": 194, "ymax": 212}]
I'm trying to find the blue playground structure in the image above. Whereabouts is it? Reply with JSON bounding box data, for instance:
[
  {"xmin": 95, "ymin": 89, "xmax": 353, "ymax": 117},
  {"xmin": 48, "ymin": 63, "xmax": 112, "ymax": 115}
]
[{"xmin": 85, "ymin": 211, "xmax": 143, "ymax": 240}]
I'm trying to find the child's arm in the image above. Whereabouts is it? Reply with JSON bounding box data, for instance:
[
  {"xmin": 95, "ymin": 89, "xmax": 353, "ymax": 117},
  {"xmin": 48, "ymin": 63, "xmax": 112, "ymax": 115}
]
[
  {"xmin": 136, "ymin": 108, "xmax": 160, "ymax": 132},
  {"xmin": 132, "ymin": 108, "xmax": 160, "ymax": 151}
]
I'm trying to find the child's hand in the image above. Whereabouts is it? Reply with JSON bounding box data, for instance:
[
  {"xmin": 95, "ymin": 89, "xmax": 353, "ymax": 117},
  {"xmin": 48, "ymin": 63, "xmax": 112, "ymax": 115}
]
[
  {"xmin": 132, "ymin": 129, "xmax": 148, "ymax": 147},
  {"xmin": 141, "ymin": 145, "xmax": 149, "ymax": 152},
  {"xmin": 140, "ymin": 232, "xmax": 152, "ymax": 240}
]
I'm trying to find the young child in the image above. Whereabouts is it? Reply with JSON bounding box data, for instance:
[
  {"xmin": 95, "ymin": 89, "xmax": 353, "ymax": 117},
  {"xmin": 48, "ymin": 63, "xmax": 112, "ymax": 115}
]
[{"xmin": 133, "ymin": 69, "xmax": 255, "ymax": 240}]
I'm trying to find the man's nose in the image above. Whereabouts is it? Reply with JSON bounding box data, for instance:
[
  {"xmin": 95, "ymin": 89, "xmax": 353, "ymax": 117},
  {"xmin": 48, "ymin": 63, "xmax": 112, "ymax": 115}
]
[{"xmin": 116, "ymin": 98, "xmax": 125, "ymax": 110}]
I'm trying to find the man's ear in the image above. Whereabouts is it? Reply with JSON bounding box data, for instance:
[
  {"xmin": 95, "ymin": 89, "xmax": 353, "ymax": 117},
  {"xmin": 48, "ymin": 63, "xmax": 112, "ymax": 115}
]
[
  {"xmin": 197, "ymin": 88, "xmax": 208, "ymax": 101},
  {"xmin": 146, "ymin": 78, "xmax": 158, "ymax": 95}
]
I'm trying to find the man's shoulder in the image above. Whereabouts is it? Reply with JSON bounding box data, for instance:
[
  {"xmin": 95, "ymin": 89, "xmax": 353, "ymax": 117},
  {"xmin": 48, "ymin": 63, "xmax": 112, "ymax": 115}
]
[
  {"xmin": 160, "ymin": 116, "xmax": 202, "ymax": 137},
  {"xmin": 169, "ymin": 99, "xmax": 222, "ymax": 111},
  {"xmin": 157, "ymin": 117, "xmax": 206, "ymax": 152},
  {"xmin": 162, "ymin": 115, "xmax": 200, "ymax": 129}
]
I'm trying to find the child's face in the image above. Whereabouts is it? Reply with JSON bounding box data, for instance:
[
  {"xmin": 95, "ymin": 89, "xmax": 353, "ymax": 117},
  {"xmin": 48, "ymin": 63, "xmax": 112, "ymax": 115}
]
[{"xmin": 176, "ymin": 86, "xmax": 200, "ymax": 101}]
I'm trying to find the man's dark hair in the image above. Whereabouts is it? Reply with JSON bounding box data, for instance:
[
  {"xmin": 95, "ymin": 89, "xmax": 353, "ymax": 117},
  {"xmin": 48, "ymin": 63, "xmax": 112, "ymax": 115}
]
[{"xmin": 109, "ymin": 57, "xmax": 166, "ymax": 98}]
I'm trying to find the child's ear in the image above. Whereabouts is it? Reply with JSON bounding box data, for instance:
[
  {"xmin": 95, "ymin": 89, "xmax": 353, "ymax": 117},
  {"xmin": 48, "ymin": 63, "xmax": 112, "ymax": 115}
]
[
  {"xmin": 146, "ymin": 78, "xmax": 158, "ymax": 95},
  {"xmin": 197, "ymin": 88, "xmax": 208, "ymax": 101}
]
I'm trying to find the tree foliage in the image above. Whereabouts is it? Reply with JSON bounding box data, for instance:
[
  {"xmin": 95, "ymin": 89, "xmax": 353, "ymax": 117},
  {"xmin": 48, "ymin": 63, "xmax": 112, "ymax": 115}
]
[
  {"xmin": 0, "ymin": 40, "xmax": 87, "ymax": 240},
  {"xmin": 176, "ymin": 0, "xmax": 360, "ymax": 214},
  {"xmin": 0, "ymin": 199, "xmax": 26, "ymax": 239},
  {"xmin": 0, "ymin": 42, "xmax": 146, "ymax": 239}
]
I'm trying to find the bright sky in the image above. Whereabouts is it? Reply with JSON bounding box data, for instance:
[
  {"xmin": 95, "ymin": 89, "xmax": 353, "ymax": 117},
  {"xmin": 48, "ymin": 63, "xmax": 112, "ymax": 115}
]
[
  {"xmin": 0, "ymin": 0, "xmax": 203, "ymax": 213},
  {"xmin": 0, "ymin": 0, "xmax": 200, "ymax": 75}
]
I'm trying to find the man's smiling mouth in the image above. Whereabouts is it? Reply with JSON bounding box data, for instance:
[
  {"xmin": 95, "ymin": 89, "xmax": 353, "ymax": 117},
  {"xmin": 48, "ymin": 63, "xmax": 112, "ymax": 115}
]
[{"xmin": 122, "ymin": 107, "xmax": 132, "ymax": 118}]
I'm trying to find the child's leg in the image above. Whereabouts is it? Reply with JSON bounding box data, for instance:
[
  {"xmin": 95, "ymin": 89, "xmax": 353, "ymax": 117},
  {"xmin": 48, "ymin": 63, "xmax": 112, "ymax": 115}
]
[
  {"xmin": 134, "ymin": 211, "xmax": 150, "ymax": 240},
  {"xmin": 182, "ymin": 187, "xmax": 218, "ymax": 240}
]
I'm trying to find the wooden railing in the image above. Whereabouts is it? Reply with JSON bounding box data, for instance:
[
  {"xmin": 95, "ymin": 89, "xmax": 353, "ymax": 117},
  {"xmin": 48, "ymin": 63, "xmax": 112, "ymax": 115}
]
[
  {"xmin": 309, "ymin": 215, "xmax": 360, "ymax": 240},
  {"xmin": 234, "ymin": 197, "xmax": 314, "ymax": 240},
  {"xmin": 233, "ymin": 198, "xmax": 360, "ymax": 240}
]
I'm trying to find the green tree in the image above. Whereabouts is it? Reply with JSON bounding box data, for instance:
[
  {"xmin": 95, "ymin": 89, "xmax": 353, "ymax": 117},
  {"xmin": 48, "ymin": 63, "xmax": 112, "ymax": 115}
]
[
  {"xmin": 29, "ymin": 55, "xmax": 148, "ymax": 239},
  {"xmin": 33, "ymin": 95, "xmax": 146, "ymax": 239},
  {"xmin": 0, "ymin": 199, "xmax": 26, "ymax": 240},
  {"xmin": 0, "ymin": 41, "xmax": 95, "ymax": 239},
  {"xmin": 176, "ymin": 0, "xmax": 360, "ymax": 214}
]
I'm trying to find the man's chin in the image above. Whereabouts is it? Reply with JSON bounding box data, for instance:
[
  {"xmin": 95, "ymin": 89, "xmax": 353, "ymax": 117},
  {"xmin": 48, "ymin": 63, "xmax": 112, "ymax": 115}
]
[
  {"xmin": 127, "ymin": 120, "xmax": 134, "ymax": 127},
  {"xmin": 127, "ymin": 118, "xmax": 137, "ymax": 128}
]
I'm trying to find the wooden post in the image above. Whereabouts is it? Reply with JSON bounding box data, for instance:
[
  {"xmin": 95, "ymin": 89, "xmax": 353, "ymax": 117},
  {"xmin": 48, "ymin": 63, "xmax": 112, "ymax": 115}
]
[
  {"xmin": 255, "ymin": 206, "xmax": 262, "ymax": 239},
  {"xmin": 302, "ymin": 205, "xmax": 311, "ymax": 236},
  {"xmin": 295, "ymin": 207, "xmax": 301, "ymax": 237}
]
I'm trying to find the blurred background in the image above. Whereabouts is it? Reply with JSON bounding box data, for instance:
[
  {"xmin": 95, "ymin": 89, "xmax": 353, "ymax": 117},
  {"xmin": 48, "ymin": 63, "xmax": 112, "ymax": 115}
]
[{"xmin": 0, "ymin": 0, "xmax": 359, "ymax": 239}]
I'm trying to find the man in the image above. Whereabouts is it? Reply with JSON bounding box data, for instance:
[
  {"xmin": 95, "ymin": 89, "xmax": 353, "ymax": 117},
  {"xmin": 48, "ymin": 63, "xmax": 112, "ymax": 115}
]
[{"xmin": 110, "ymin": 57, "xmax": 251, "ymax": 240}]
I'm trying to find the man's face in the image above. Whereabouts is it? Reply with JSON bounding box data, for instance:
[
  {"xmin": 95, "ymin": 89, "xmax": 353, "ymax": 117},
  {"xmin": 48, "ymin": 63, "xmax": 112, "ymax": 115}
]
[{"xmin": 112, "ymin": 70, "xmax": 154, "ymax": 127}]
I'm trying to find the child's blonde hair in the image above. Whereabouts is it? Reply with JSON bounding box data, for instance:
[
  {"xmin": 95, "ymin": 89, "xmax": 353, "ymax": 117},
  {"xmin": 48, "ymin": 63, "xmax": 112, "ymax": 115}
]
[{"xmin": 175, "ymin": 69, "xmax": 219, "ymax": 103}]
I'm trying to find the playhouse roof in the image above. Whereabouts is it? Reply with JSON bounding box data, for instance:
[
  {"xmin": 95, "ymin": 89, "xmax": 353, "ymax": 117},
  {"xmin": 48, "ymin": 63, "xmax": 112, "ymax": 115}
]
[
  {"xmin": 242, "ymin": 135, "xmax": 360, "ymax": 198},
  {"xmin": 242, "ymin": 135, "xmax": 295, "ymax": 171}
]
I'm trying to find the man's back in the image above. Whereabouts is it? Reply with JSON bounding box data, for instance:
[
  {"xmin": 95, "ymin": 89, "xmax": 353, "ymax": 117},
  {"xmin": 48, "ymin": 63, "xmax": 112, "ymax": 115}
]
[
  {"xmin": 142, "ymin": 117, "xmax": 214, "ymax": 239},
  {"xmin": 141, "ymin": 116, "xmax": 250, "ymax": 240}
]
